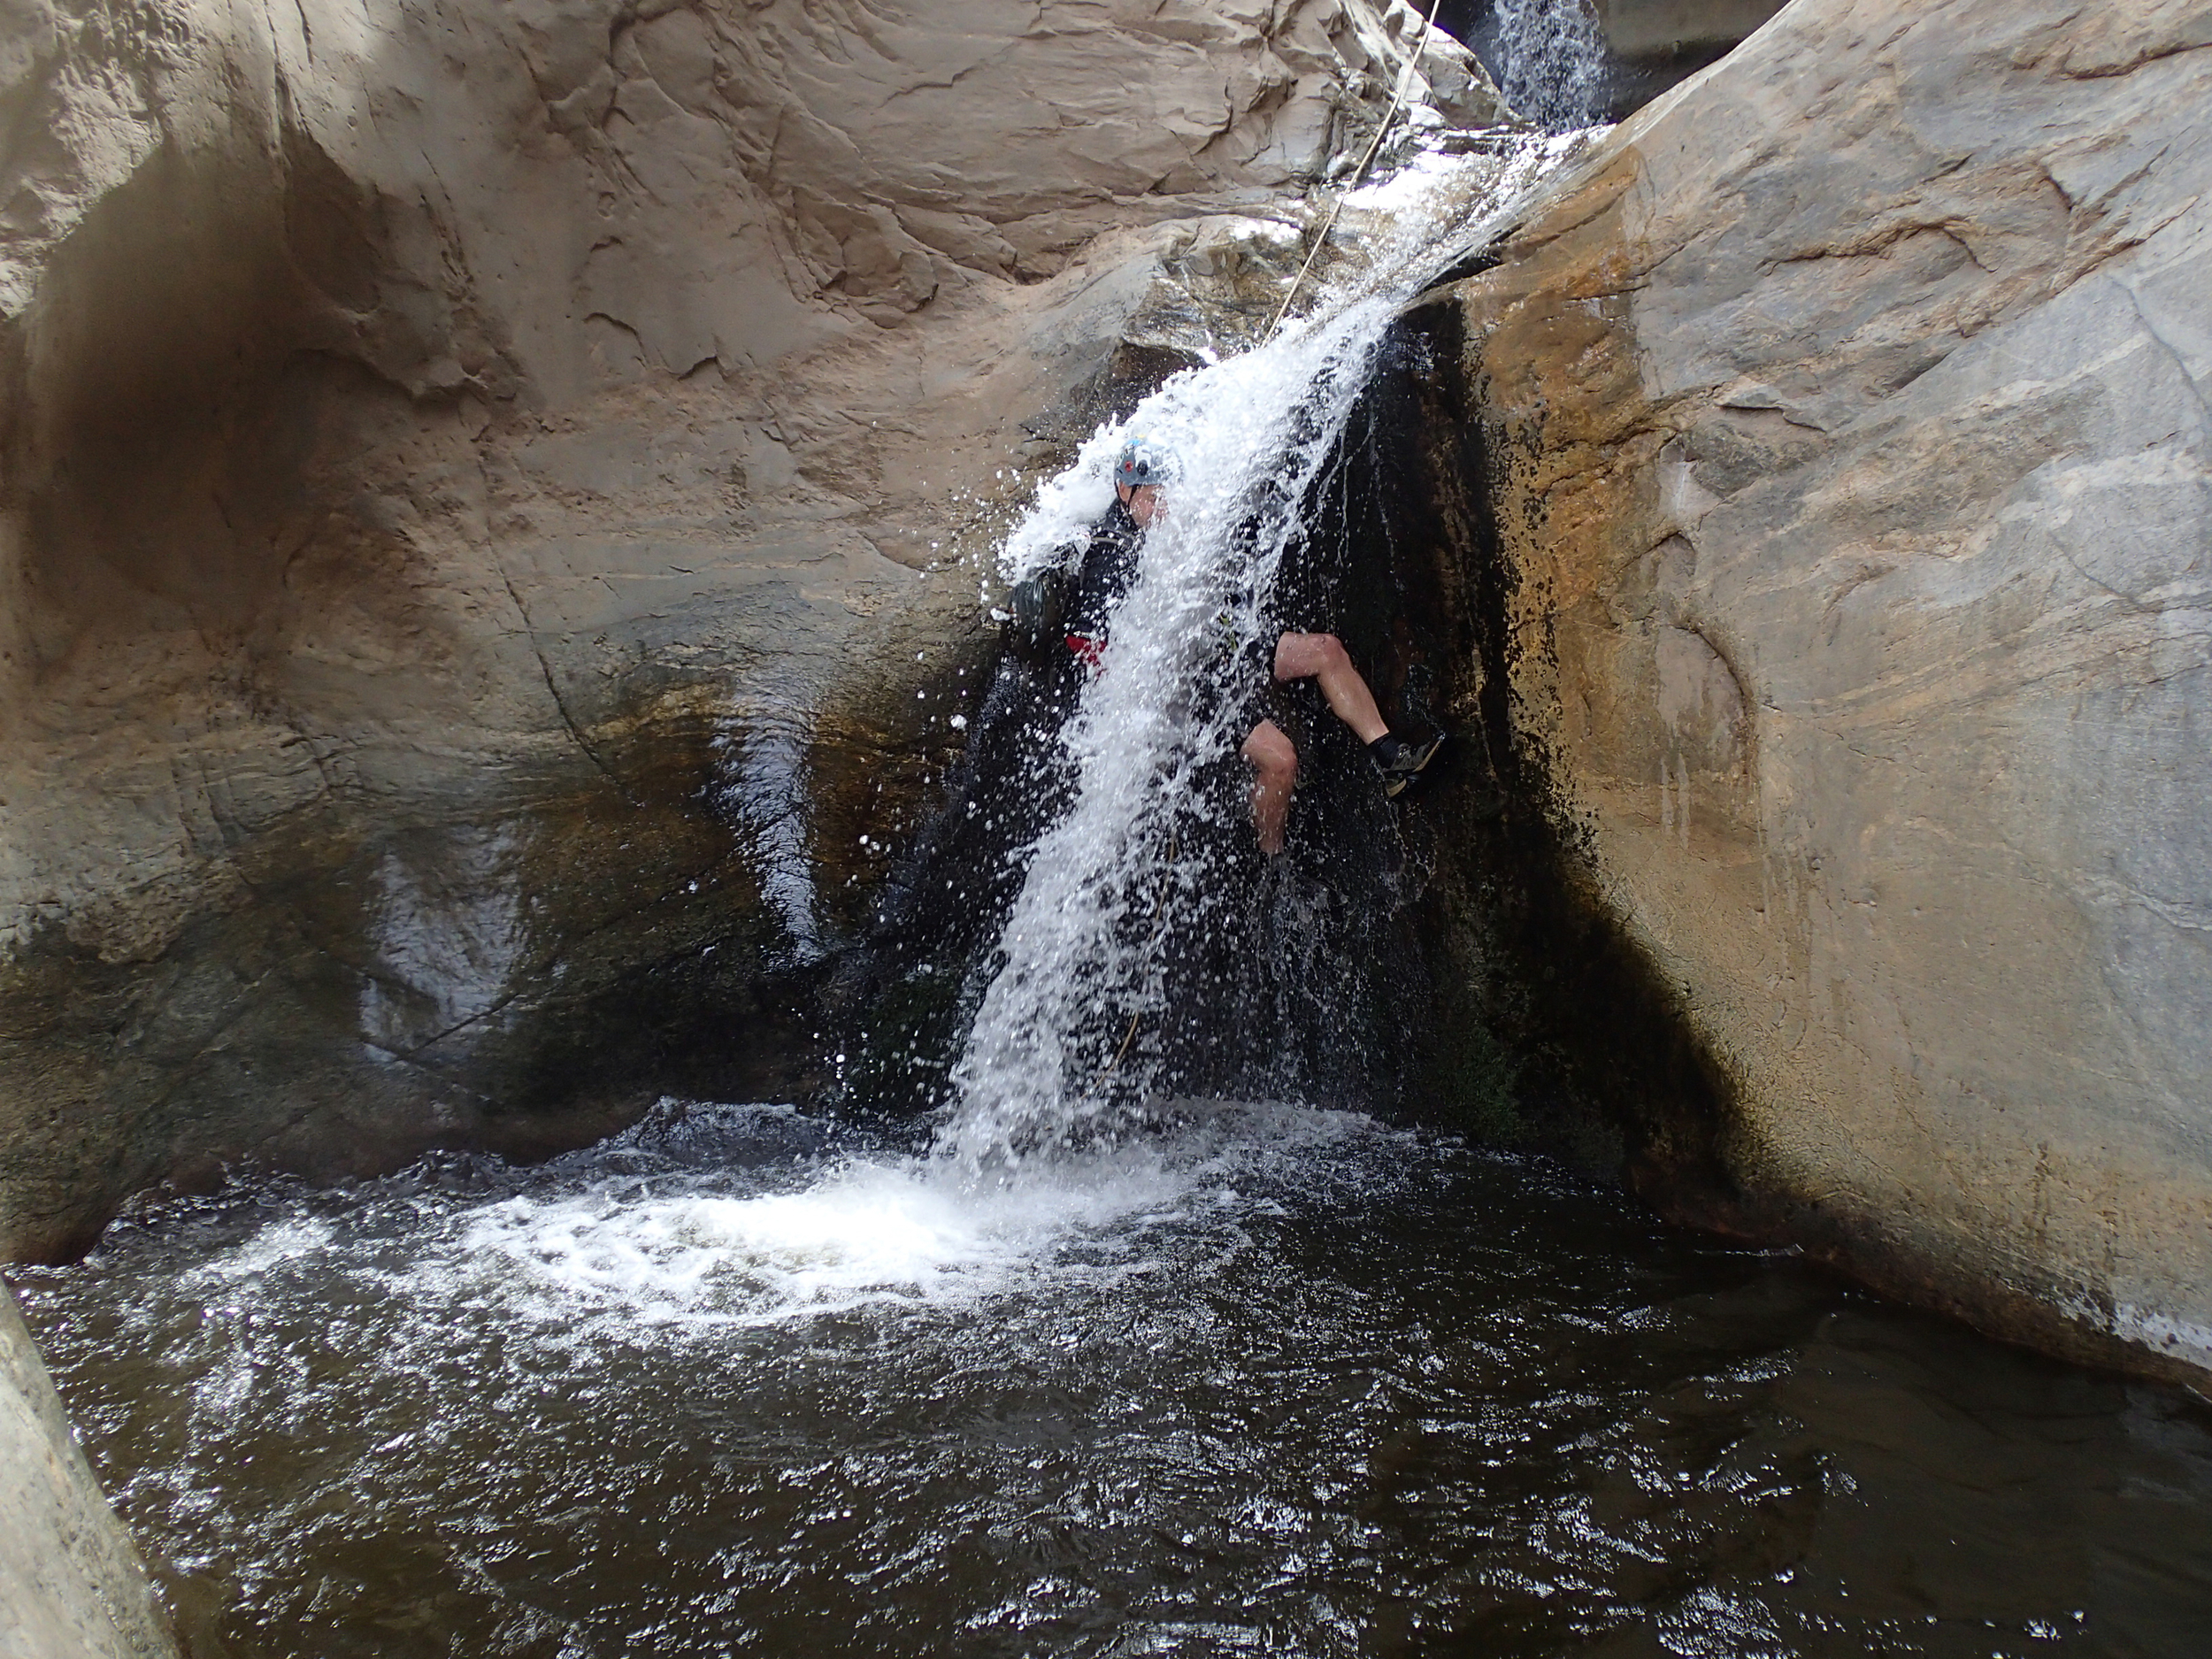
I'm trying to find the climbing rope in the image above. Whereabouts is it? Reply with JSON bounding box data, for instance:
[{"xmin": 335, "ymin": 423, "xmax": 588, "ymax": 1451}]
[{"xmin": 1263, "ymin": 0, "xmax": 1448, "ymax": 342}]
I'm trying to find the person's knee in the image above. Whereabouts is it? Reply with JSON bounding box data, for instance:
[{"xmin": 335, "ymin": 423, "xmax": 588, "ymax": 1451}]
[
  {"xmin": 1241, "ymin": 722, "xmax": 1297, "ymax": 787},
  {"xmin": 1273, "ymin": 630, "xmax": 1348, "ymax": 681}
]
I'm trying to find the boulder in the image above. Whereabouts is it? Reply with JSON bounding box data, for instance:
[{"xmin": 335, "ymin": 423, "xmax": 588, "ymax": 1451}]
[
  {"xmin": 0, "ymin": 1285, "xmax": 177, "ymax": 1658},
  {"xmin": 1435, "ymin": 0, "xmax": 2212, "ymax": 1386},
  {"xmin": 0, "ymin": 0, "xmax": 1502, "ymax": 1260}
]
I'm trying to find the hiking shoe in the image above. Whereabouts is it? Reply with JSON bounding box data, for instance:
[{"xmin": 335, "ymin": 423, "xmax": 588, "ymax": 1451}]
[{"xmin": 1375, "ymin": 731, "xmax": 1445, "ymax": 798}]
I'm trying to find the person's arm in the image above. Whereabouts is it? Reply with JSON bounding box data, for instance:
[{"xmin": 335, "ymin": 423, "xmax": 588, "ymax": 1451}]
[
  {"xmin": 1007, "ymin": 507, "xmax": 1135, "ymax": 663},
  {"xmin": 1003, "ymin": 563, "xmax": 1072, "ymax": 661}
]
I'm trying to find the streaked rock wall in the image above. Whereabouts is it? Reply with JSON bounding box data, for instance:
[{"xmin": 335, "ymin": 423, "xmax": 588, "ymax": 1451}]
[{"xmin": 1439, "ymin": 0, "xmax": 2212, "ymax": 1386}]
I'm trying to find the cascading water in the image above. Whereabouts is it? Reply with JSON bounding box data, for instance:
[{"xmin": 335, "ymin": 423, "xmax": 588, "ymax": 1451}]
[
  {"xmin": 940, "ymin": 307, "xmax": 1389, "ymax": 1167},
  {"xmin": 936, "ymin": 146, "xmax": 1571, "ymax": 1172},
  {"xmin": 1490, "ymin": 0, "xmax": 1612, "ymax": 131}
]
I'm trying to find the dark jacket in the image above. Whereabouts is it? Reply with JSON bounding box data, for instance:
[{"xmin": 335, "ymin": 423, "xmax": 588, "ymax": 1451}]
[
  {"xmin": 1062, "ymin": 499, "xmax": 1144, "ymax": 642},
  {"xmin": 1003, "ymin": 498, "xmax": 1145, "ymax": 663}
]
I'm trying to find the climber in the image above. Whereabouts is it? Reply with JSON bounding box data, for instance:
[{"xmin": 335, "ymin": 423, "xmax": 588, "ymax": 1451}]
[
  {"xmin": 999, "ymin": 434, "xmax": 1162, "ymax": 683},
  {"xmin": 1002, "ymin": 434, "xmax": 1443, "ymax": 856}
]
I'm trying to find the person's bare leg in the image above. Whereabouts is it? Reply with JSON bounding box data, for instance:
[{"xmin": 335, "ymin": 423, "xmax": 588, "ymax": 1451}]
[
  {"xmin": 1240, "ymin": 719, "xmax": 1298, "ymax": 856},
  {"xmin": 1272, "ymin": 632, "xmax": 1388, "ymax": 744}
]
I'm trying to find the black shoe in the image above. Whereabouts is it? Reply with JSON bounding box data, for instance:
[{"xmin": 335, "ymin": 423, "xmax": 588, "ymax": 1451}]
[{"xmin": 1374, "ymin": 731, "xmax": 1444, "ymax": 798}]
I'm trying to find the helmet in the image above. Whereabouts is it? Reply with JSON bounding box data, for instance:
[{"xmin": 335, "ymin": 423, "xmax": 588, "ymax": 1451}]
[{"xmin": 1114, "ymin": 434, "xmax": 1178, "ymax": 491}]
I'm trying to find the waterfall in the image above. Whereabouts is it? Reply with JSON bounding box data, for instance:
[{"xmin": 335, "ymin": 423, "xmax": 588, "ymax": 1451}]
[
  {"xmin": 933, "ymin": 144, "xmax": 1580, "ymax": 1174},
  {"xmin": 940, "ymin": 307, "xmax": 1390, "ymax": 1168},
  {"xmin": 1491, "ymin": 0, "xmax": 1611, "ymax": 131}
]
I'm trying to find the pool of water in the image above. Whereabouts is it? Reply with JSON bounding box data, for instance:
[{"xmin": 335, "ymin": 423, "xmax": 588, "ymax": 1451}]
[{"xmin": 13, "ymin": 1100, "xmax": 2212, "ymax": 1657}]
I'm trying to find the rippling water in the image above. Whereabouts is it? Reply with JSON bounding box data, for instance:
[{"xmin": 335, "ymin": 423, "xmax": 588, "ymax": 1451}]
[{"xmin": 14, "ymin": 1101, "xmax": 2212, "ymax": 1658}]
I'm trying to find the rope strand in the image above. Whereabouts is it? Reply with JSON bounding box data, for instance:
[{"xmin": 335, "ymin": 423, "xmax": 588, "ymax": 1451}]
[{"xmin": 1263, "ymin": 0, "xmax": 1448, "ymax": 342}]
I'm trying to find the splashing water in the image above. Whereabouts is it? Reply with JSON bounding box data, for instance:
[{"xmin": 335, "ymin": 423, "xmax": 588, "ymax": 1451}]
[
  {"xmin": 937, "ymin": 147, "xmax": 1571, "ymax": 1172},
  {"xmin": 1493, "ymin": 0, "xmax": 1612, "ymax": 131},
  {"xmin": 25, "ymin": 1101, "xmax": 2212, "ymax": 1658},
  {"xmin": 942, "ymin": 309, "xmax": 1386, "ymax": 1167}
]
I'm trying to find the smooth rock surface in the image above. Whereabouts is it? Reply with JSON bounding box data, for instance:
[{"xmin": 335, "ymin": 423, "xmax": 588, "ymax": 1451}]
[
  {"xmin": 0, "ymin": 1285, "xmax": 176, "ymax": 1659},
  {"xmin": 0, "ymin": 0, "xmax": 1502, "ymax": 1260},
  {"xmin": 1441, "ymin": 0, "xmax": 2212, "ymax": 1385}
]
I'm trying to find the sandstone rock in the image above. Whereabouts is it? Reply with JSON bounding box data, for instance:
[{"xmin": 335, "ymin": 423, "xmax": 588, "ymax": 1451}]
[
  {"xmin": 0, "ymin": 0, "xmax": 1504, "ymax": 1259},
  {"xmin": 0, "ymin": 1285, "xmax": 177, "ymax": 1658},
  {"xmin": 1437, "ymin": 0, "xmax": 2212, "ymax": 1385}
]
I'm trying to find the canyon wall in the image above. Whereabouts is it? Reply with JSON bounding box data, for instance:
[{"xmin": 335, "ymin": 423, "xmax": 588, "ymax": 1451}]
[
  {"xmin": 0, "ymin": 0, "xmax": 1502, "ymax": 1261},
  {"xmin": 1436, "ymin": 0, "xmax": 2212, "ymax": 1386}
]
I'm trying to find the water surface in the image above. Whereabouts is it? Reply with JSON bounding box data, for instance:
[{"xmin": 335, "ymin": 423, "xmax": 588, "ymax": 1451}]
[{"xmin": 15, "ymin": 1102, "xmax": 2212, "ymax": 1657}]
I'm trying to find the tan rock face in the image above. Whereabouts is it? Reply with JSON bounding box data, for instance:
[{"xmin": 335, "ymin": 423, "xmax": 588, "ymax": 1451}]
[
  {"xmin": 0, "ymin": 1285, "xmax": 177, "ymax": 1658},
  {"xmin": 1442, "ymin": 0, "xmax": 2212, "ymax": 1384},
  {"xmin": 0, "ymin": 0, "xmax": 1502, "ymax": 1258}
]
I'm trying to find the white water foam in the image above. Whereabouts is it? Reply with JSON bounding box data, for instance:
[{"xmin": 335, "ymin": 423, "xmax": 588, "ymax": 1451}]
[
  {"xmin": 446, "ymin": 1106, "xmax": 1374, "ymax": 1331},
  {"xmin": 451, "ymin": 1147, "xmax": 1156, "ymax": 1328},
  {"xmin": 143, "ymin": 1103, "xmax": 1396, "ymax": 1340}
]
